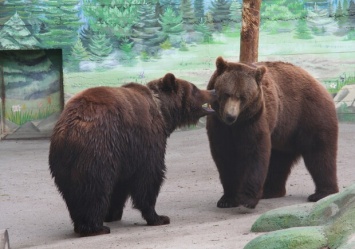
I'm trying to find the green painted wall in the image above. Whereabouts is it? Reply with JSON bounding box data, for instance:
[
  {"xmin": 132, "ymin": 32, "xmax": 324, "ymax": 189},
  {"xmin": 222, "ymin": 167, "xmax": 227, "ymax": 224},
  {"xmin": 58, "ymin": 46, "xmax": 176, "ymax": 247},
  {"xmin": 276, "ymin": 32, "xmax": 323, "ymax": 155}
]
[{"xmin": 0, "ymin": 0, "xmax": 355, "ymax": 117}]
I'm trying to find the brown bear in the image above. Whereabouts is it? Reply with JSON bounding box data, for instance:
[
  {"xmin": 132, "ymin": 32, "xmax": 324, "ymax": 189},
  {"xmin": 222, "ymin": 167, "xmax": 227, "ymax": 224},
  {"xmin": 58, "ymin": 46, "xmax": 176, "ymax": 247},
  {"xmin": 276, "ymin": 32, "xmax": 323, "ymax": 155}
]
[
  {"xmin": 49, "ymin": 73, "xmax": 216, "ymax": 237},
  {"xmin": 206, "ymin": 56, "xmax": 339, "ymax": 209}
]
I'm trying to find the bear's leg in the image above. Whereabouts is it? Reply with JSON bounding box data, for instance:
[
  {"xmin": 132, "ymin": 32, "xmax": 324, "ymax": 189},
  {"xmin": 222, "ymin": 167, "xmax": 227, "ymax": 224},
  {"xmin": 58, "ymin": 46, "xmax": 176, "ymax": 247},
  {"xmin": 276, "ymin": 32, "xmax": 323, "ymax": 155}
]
[
  {"xmin": 263, "ymin": 150, "xmax": 300, "ymax": 199},
  {"xmin": 130, "ymin": 171, "xmax": 170, "ymax": 226},
  {"xmin": 302, "ymin": 148, "xmax": 339, "ymax": 202},
  {"xmin": 207, "ymin": 117, "xmax": 242, "ymax": 208},
  {"xmin": 217, "ymin": 167, "xmax": 244, "ymax": 208},
  {"xmin": 71, "ymin": 207, "xmax": 111, "ymax": 237},
  {"xmin": 238, "ymin": 126, "xmax": 272, "ymax": 209},
  {"xmin": 67, "ymin": 184, "xmax": 111, "ymax": 237},
  {"xmin": 105, "ymin": 181, "xmax": 129, "ymax": 222}
]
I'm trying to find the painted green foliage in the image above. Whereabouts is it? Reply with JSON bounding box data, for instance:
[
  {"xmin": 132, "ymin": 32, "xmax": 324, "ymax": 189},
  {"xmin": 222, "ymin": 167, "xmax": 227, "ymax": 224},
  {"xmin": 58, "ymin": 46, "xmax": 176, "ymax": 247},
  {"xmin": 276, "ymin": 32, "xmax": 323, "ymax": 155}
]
[
  {"xmin": 210, "ymin": 0, "xmax": 231, "ymax": 32},
  {"xmin": 0, "ymin": 13, "xmax": 40, "ymax": 49},
  {"xmin": 36, "ymin": 0, "xmax": 82, "ymax": 51},
  {"xmin": 1, "ymin": 0, "xmax": 355, "ymax": 68},
  {"xmin": 0, "ymin": 0, "xmax": 354, "ymax": 95},
  {"xmin": 83, "ymin": 0, "xmax": 143, "ymax": 40},
  {"xmin": 131, "ymin": 3, "xmax": 167, "ymax": 57}
]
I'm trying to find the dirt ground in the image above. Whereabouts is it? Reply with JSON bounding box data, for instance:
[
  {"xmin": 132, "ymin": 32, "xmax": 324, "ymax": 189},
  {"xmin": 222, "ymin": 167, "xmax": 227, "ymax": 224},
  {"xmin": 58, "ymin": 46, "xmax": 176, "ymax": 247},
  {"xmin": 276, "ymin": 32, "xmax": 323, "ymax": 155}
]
[{"xmin": 0, "ymin": 123, "xmax": 354, "ymax": 249}]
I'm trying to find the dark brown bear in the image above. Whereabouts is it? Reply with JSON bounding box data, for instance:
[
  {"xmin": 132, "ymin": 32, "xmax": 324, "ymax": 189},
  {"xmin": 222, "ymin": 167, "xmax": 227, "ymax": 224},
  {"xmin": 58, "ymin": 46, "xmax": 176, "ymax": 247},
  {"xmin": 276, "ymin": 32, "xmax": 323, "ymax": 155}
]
[
  {"xmin": 206, "ymin": 56, "xmax": 338, "ymax": 209},
  {"xmin": 49, "ymin": 73, "xmax": 216, "ymax": 237}
]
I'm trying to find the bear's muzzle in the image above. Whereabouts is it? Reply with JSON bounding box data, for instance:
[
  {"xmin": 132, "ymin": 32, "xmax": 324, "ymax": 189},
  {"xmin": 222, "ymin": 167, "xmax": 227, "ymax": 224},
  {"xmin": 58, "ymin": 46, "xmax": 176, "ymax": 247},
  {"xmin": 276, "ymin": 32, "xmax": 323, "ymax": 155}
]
[
  {"xmin": 202, "ymin": 89, "xmax": 217, "ymax": 114},
  {"xmin": 222, "ymin": 98, "xmax": 240, "ymax": 124}
]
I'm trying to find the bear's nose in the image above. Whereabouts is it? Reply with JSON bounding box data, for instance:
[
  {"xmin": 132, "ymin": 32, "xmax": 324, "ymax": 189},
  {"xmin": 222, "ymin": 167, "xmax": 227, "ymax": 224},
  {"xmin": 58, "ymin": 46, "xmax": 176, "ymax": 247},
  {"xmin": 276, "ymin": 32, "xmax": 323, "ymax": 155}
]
[{"xmin": 225, "ymin": 114, "xmax": 237, "ymax": 124}]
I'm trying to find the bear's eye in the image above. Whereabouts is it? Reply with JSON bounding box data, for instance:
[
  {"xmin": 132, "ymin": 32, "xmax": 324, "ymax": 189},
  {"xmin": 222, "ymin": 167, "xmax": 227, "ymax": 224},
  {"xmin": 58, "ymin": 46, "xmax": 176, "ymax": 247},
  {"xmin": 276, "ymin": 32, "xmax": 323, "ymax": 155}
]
[{"xmin": 221, "ymin": 93, "xmax": 231, "ymax": 100}]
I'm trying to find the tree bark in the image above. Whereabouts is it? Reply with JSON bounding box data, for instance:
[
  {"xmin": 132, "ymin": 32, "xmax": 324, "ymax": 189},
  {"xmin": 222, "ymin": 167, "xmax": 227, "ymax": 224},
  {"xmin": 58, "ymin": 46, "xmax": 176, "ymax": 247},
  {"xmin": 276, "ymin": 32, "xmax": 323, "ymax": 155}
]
[{"xmin": 239, "ymin": 0, "xmax": 262, "ymax": 63}]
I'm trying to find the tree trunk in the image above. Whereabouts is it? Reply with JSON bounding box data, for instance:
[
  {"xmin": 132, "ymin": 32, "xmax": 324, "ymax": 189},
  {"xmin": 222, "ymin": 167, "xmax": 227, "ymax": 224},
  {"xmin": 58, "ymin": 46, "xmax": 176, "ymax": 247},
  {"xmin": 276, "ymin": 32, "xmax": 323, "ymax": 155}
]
[{"xmin": 239, "ymin": 0, "xmax": 262, "ymax": 63}]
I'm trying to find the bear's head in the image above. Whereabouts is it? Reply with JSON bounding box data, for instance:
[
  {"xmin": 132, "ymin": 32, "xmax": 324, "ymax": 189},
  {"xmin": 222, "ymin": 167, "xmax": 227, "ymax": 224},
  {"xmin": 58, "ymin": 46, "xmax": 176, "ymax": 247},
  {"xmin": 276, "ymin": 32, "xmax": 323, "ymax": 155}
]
[
  {"xmin": 208, "ymin": 56, "xmax": 266, "ymax": 125},
  {"xmin": 147, "ymin": 73, "xmax": 217, "ymax": 132}
]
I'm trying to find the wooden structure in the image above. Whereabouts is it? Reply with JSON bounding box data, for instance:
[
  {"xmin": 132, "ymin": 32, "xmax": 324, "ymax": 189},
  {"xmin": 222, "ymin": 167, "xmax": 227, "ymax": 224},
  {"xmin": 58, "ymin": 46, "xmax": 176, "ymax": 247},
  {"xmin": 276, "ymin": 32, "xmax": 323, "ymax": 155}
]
[{"xmin": 239, "ymin": 0, "xmax": 262, "ymax": 63}]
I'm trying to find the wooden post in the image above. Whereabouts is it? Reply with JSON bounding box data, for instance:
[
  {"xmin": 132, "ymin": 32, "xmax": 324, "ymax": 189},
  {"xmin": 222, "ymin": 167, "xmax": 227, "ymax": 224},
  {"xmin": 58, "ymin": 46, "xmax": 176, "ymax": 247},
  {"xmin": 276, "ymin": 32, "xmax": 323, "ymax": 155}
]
[{"xmin": 239, "ymin": 0, "xmax": 262, "ymax": 64}]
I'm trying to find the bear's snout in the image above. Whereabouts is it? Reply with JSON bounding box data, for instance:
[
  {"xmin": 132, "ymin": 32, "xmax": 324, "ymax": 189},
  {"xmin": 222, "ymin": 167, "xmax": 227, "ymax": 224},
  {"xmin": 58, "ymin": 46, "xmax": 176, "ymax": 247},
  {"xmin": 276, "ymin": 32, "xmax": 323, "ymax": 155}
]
[
  {"xmin": 201, "ymin": 89, "xmax": 217, "ymax": 114},
  {"xmin": 205, "ymin": 89, "xmax": 217, "ymax": 103},
  {"xmin": 222, "ymin": 98, "xmax": 240, "ymax": 124},
  {"xmin": 224, "ymin": 114, "xmax": 237, "ymax": 124}
]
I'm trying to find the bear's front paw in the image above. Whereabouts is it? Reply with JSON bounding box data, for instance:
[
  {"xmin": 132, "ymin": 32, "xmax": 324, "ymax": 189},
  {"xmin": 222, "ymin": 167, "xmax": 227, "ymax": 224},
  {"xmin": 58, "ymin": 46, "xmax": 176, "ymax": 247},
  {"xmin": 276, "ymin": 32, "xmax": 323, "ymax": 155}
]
[
  {"xmin": 240, "ymin": 196, "xmax": 259, "ymax": 209},
  {"xmin": 147, "ymin": 215, "xmax": 170, "ymax": 226},
  {"xmin": 217, "ymin": 195, "xmax": 239, "ymax": 208}
]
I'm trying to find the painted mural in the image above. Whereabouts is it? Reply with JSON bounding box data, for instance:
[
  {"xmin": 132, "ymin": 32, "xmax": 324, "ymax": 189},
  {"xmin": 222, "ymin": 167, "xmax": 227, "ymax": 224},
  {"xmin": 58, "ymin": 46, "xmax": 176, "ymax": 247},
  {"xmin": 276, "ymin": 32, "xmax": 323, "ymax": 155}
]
[
  {"xmin": 0, "ymin": 49, "xmax": 62, "ymax": 138},
  {"xmin": 0, "ymin": 0, "xmax": 355, "ymax": 129}
]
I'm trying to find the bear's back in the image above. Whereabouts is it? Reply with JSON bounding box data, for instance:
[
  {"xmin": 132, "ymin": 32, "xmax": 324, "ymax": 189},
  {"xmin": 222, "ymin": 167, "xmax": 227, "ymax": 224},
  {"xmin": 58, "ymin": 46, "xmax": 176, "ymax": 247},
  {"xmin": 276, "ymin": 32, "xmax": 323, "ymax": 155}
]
[
  {"xmin": 256, "ymin": 61, "xmax": 334, "ymax": 113},
  {"xmin": 63, "ymin": 86, "xmax": 160, "ymax": 130},
  {"xmin": 52, "ymin": 85, "xmax": 165, "ymax": 151},
  {"xmin": 255, "ymin": 61, "xmax": 337, "ymax": 147}
]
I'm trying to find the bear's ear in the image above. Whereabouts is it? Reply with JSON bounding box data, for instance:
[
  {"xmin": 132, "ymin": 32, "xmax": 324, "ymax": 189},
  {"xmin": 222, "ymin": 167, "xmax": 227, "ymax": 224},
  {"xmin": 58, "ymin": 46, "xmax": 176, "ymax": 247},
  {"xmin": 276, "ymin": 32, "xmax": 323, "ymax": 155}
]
[
  {"xmin": 161, "ymin": 73, "xmax": 178, "ymax": 93},
  {"xmin": 216, "ymin": 56, "xmax": 228, "ymax": 75},
  {"xmin": 255, "ymin": 66, "xmax": 266, "ymax": 85}
]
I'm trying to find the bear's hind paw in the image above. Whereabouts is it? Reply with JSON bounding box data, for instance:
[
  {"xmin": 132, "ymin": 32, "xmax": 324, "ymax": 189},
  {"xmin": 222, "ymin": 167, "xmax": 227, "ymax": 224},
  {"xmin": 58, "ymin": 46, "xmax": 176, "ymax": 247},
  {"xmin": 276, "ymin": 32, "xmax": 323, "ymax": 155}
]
[
  {"xmin": 147, "ymin": 215, "xmax": 170, "ymax": 226},
  {"xmin": 76, "ymin": 225, "xmax": 110, "ymax": 237},
  {"xmin": 308, "ymin": 190, "xmax": 338, "ymax": 202}
]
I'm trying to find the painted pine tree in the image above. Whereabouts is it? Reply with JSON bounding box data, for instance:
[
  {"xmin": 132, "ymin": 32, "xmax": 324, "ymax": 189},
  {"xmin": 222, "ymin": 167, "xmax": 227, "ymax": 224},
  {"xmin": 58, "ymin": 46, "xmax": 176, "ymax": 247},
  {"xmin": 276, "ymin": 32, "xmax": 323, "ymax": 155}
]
[
  {"xmin": 160, "ymin": 7, "xmax": 184, "ymax": 34},
  {"xmin": 159, "ymin": 0, "xmax": 180, "ymax": 14},
  {"xmin": 195, "ymin": 20, "xmax": 213, "ymax": 43},
  {"xmin": 0, "ymin": 0, "xmax": 11, "ymax": 25},
  {"xmin": 294, "ymin": 19, "xmax": 313, "ymax": 39},
  {"xmin": 69, "ymin": 38, "xmax": 90, "ymax": 71},
  {"xmin": 89, "ymin": 33, "xmax": 113, "ymax": 60},
  {"xmin": 159, "ymin": 7, "xmax": 184, "ymax": 47},
  {"xmin": 329, "ymin": 0, "xmax": 335, "ymax": 17},
  {"xmin": 181, "ymin": 0, "xmax": 195, "ymax": 32},
  {"xmin": 71, "ymin": 39, "xmax": 90, "ymax": 61},
  {"xmin": 347, "ymin": 0, "xmax": 355, "ymax": 40},
  {"xmin": 229, "ymin": 0, "xmax": 242, "ymax": 30},
  {"xmin": 79, "ymin": 25, "xmax": 94, "ymax": 48},
  {"xmin": 131, "ymin": 3, "xmax": 167, "ymax": 57},
  {"xmin": 37, "ymin": 0, "xmax": 81, "ymax": 52},
  {"xmin": 25, "ymin": 0, "xmax": 46, "ymax": 35},
  {"xmin": 83, "ymin": 0, "xmax": 141, "ymax": 41},
  {"xmin": 0, "ymin": 0, "xmax": 29, "ymax": 23},
  {"xmin": 194, "ymin": 0, "xmax": 205, "ymax": 23},
  {"xmin": 210, "ymin": 0, "xmax": 232, "ymax": 32},
  {"xmin": 0, "ymin": 12, "xmax": 40, "ymax": 49},
  {"xmin": 349, "ymin": 0, "xmax": 355, "ymax": 25},
  {"xmin": 335, "ymin": 1, "xmax": 348, "ymax": 35},
  {"xmin": 343, "ymin": 0, "xmax": 349, "ymax": 15}
]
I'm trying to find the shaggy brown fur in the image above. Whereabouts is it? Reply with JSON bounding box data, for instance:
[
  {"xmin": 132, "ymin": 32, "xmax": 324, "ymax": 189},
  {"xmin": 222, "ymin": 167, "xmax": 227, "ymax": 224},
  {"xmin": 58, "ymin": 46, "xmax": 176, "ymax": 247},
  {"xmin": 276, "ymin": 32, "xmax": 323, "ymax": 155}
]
[
  {"xmin": 49, "ymin": 73, "xmax": 216, "ymax": 236},
  {"xmin": 206, "ymin": 56, "xmax": 338, "ymax": 209}
]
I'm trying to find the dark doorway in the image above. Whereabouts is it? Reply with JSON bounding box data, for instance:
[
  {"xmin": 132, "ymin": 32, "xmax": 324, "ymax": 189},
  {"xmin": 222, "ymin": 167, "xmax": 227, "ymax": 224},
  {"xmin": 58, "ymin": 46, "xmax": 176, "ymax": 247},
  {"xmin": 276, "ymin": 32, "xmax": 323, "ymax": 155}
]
[{"xmin": 0, "ymin": 49, "xmax": 63, "ymax": 139}]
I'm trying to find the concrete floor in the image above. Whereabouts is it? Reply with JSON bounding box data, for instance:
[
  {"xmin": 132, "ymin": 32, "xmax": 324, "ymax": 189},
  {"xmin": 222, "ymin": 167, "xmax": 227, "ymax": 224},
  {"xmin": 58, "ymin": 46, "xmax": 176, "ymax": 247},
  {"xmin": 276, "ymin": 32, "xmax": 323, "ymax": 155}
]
[{"xmin": 1, "ymin": 124, "xmax": 354, "ymax": 249}]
